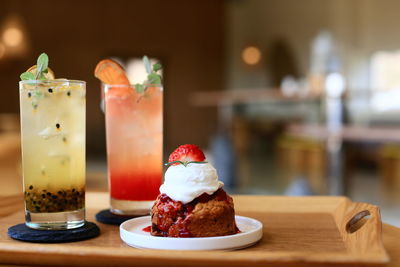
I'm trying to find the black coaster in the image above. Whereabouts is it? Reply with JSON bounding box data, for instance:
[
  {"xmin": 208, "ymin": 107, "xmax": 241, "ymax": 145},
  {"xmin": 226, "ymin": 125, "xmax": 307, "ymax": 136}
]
[
  {"xmin": 95, "ymin": 209, "xmax": 139, "ymax": 225},
  {"xmin": 7, "ymin": 222, "xmax": 100, "ymax": 243}
]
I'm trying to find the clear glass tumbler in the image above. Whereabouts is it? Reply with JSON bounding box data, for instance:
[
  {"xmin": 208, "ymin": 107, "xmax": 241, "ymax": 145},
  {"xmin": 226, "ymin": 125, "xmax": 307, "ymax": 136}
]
[
  {"xmin": 103, "ymin": 84, "xmax": 163, "ymax": 215},
  {"xmin": 19, "ymin": 80, "xmax": 86, "ymax": 230}
]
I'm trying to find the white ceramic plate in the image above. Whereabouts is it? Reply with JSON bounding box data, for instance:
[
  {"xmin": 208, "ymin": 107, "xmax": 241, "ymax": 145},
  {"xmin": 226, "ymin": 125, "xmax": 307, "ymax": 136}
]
[{"xmin": 120, "ymin": 215, "xmax": 263, "ymax": 250}]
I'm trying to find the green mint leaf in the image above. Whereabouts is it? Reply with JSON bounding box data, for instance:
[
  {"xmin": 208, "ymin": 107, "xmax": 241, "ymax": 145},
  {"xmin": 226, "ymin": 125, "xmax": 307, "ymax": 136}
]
[
  {"xmin": 147, "ymin": 73, "xmax": 162, "ymax": 85},
  {"xmin": 39, "ymin": 72, "xmax": 47, "ymax": 80},
  {"xmin": 143, "ymin": 55, "xmax": 152, "ymax": 74},
  {"xmin": 37, "ymin": 53, "xmax": 49, "ymax": 70},
  {"xmin": 135, "ymin": 83, "xmax": 146, "ymax": 94},
  {"xmin": 33, "ymin": 90, "xmax": 43, "ymax": 98},
  {"xmin": 134, "ymin": 56, "xmax": 163, "ymax": 93},
  {"xmin": 153, "ymin": 63, "xmax": 162, "ymax": 72},
  {"xmin": 36, "ymin": 53, "xmax": 49, "ymax": 79},
  {"xmin": 20, "ymin": 72, "xmax": 35, "ymax": 81},
  {"xmin": 164, "ymin": 161, "xmax": 208, "ymax": 167},
  {"xmin": 165, "ymin": 161, "xmax": 185, "ymax": 166}
]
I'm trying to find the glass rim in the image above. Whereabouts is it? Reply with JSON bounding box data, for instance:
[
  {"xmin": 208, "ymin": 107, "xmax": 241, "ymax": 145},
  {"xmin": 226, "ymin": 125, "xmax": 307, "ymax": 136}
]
[
  {"xmin": 19, "ymin": 79, "xmax": 86, "ymax": 85},
  {"xmin": 102, "ymin": 83, "xmax": 162, "ymax": 88}
]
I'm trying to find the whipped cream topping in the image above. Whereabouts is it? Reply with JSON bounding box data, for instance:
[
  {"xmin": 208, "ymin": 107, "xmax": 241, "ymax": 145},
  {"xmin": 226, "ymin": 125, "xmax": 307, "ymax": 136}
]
[{"xmin": 159, "ymin": 162, "xmax": 224, "ymax": 204}]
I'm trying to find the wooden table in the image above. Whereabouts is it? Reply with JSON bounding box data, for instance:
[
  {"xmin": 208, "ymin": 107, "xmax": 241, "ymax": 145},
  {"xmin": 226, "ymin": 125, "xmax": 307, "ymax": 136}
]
[{"xmin": 0, "ymin": 192, "xmax": 399, "ymax": 267}]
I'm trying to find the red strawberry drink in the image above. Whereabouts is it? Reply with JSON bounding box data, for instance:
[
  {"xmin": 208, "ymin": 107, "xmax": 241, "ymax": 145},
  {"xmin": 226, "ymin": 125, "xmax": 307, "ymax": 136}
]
[{"xmin": 95, "ymin": 57, "xmax": 163, "ymax": 215}]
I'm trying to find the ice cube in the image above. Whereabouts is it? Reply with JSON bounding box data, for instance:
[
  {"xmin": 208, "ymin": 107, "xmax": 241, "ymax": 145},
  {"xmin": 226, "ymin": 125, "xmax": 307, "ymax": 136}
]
[
  {"xmin": 47, "ymin": 152, "xmax": 71, "ymax": 166},
  {"xmin": 38, "ymin": 126, "xmax": 62, "ymax": 140}
]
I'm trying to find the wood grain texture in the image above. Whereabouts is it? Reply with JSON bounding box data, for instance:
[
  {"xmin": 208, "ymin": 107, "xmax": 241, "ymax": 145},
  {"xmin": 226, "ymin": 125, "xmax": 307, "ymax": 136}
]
[
  {"xmin": 336, "ymin": 200, "xmax": 386, "ymax": 255},
  {"xmin": 0, "ymin": 193, "xmax": 394, "ymax": 267}
]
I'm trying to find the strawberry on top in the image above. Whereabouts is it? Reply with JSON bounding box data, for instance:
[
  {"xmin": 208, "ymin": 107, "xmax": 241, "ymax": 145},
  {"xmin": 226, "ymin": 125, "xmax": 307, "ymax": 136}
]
[{"xmin": 168, "ymin": 144, "xmax": 206, "ymax": 166}]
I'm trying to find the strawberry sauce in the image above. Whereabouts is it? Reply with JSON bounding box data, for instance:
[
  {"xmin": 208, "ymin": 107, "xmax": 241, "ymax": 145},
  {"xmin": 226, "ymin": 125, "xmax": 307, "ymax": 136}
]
[
  {"xmin": 152, "ymin": 189, "xmax": 231, "ymax": 237},
  {"xmin": 142, "ymin": 226, "xmax": 152, "ymax": 232}
]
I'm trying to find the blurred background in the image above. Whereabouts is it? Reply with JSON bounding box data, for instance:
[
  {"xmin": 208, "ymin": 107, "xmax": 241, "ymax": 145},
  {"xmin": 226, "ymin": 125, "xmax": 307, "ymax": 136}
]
[{"xmin": 0, "ymin": 0, "xmax": 399, "ymax": 226}]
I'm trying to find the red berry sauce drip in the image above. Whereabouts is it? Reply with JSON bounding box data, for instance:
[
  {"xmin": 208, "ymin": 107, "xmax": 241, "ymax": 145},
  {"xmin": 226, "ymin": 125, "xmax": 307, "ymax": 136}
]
[
  {"xmin": 153, "ymin": 188, "xmax": 230, "ymax": 237},
  {"xmin": 235, "ymin": 225, "xmax": 241, "ymax": 234},
  {"xmin": 142, "ymin": 225, "xmax": 151, "ymax": 232}
]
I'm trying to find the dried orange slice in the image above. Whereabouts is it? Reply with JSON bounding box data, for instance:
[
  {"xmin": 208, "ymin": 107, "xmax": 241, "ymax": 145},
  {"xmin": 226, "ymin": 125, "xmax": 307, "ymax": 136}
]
[
  {"xmin": 94, "ymin": 59, "xmax": 130, "ymax": 85},
  {"xmin": 26, "ymin": 65, "xmax": 55, "ymax": 80}
]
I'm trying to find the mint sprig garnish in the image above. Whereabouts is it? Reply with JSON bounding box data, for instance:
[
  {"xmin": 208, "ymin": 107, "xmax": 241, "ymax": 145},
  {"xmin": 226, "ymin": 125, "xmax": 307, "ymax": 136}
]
[
  {"xmin": 20, "ymin": 53, "xmax": 49, "ymax": 81},
  {"xmin": 165, "ymin": 161, "xmax": 208, "ymax": 167},
  {"xmin": 134, "ymin": 55, "xmax": 162, "ymax": 94},
  {"xmin": 35, "ymin": 53, "xmax": 49, "ymax": 79},
  {"xmin": 20, "ymin": 72, "xmax": 35, "ymax": 80},
  {"xmin": 153, "ymin": 63, "xmax": 162, "ymax": 72},
  {"xmin": 143, "ymin": 55, "xmax": 152, "ymax": 74},
  {"xmin": 135, "ymin": 84, "xmax": 146, "ymax": 94}
]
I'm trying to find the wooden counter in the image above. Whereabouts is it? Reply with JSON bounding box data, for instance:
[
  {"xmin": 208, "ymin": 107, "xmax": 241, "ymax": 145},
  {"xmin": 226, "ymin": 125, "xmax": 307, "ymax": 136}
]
[{"xmin": 0, "ymin": 193, "xmax": 398, "ymax": 267}]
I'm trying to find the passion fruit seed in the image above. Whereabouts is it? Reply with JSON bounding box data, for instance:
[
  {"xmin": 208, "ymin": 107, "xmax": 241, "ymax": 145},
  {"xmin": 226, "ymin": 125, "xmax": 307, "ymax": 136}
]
[
  {"xmin": 56, "ymin": 123, "xmax": 60, "ymax": 129},
  {"xmin": 48, "ymin": 88, "xmax": 53, "ymax": 93},
  {"xmin": 67, "ymin": 91, "xmax": 71, "ymax": 96},
  {"xmin": 24, "ymin": 187, "xmax": 85, "ymax": 213}
]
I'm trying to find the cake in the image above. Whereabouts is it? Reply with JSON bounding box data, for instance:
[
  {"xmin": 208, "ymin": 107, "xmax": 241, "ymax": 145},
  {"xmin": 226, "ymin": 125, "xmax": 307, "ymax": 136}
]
[{"xmin": 151, "ymin": 144, "xmax": 237, "ymax": 237}]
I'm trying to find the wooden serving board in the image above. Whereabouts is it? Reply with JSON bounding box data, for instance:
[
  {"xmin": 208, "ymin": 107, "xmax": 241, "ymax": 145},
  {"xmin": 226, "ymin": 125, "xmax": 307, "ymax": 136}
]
[{"xmin": 0, "ymin": 193, "xmax": 390, "ymax": 267}]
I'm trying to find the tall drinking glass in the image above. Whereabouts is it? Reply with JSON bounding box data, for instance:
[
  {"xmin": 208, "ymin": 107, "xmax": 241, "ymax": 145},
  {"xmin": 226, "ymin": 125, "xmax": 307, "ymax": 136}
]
[
  {"xmin": 103, "ymin": 84, "xmax": 163, "ymax": 215},
  {"xmin": 19, "ymin": 80, "xmax": 86, "ymax": 230}
]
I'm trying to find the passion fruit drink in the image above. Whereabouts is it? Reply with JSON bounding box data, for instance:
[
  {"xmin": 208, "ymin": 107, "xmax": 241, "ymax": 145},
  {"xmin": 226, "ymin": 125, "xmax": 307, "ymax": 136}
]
[{"xmin": 19, "ymin": 53, "xmax": 85, "ymax": 230}]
